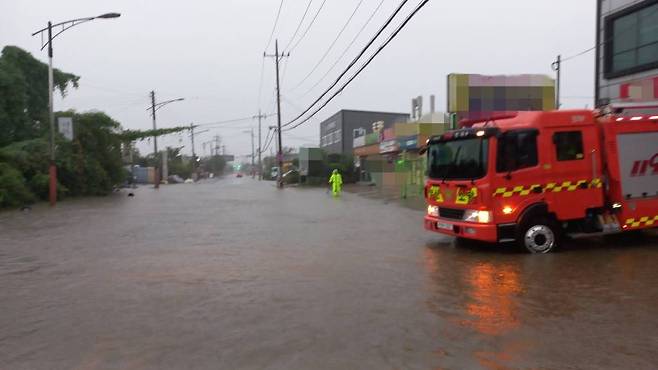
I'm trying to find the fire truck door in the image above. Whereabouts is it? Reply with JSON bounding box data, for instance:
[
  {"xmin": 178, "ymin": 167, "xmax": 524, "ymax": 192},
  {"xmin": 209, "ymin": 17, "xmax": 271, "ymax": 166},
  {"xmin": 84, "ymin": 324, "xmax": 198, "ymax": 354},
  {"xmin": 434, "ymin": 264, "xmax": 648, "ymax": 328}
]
[{"xmin": 545, "ymin": 126, "xmax": 604, "ymax": 220}]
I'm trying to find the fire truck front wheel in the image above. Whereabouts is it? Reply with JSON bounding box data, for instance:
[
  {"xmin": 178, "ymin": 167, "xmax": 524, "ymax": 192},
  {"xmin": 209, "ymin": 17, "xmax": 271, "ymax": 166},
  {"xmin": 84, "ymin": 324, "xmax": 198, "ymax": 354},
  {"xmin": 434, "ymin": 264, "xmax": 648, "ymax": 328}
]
[{"xmin": 518, "ymin": 217, "xmax": 559, "ymax": 254}]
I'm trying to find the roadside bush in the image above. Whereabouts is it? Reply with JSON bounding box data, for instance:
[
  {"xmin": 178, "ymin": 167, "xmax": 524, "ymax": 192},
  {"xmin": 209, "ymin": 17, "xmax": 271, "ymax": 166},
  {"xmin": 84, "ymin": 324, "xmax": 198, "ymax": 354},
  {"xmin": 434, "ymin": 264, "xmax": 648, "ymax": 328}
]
[{"xmin": 0, "ymin": 162, "xmax": 35, "ymax": 207}]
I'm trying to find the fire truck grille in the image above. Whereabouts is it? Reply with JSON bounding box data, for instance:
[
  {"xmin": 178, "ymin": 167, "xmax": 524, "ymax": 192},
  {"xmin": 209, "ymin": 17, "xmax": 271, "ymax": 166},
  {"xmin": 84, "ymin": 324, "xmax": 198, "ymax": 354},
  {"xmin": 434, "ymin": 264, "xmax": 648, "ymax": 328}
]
[{"xmin": 439, "ymin": 207, "xmax": 465, "ymax": 220}]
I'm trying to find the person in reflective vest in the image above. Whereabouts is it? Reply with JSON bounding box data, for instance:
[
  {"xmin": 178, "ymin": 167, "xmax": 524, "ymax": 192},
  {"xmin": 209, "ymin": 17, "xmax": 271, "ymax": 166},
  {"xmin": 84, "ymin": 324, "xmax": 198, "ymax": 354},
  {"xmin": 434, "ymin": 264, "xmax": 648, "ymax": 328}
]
[{"xmin": 329, "ymin": 169, "xmax": 343, "ymax": 197}]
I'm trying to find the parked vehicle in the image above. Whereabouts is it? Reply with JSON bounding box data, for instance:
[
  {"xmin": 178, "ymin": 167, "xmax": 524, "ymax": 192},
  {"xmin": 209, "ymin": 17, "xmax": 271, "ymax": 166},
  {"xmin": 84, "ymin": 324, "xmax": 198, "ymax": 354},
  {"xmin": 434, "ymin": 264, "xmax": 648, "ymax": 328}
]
[
  {"xmin": 423, "ymin": 109, "xmax": 658, "ymax": 253},
  {"xmin": 282, "ymin": 169, "xmax": 299, "ymax": 184},
  {"xmin": 236, "ymin": 173, "xmax": 243, "ymax": 178},
  {"xmin": 270, "ymin": 167, "xmax": 279, "ymax": 180}
]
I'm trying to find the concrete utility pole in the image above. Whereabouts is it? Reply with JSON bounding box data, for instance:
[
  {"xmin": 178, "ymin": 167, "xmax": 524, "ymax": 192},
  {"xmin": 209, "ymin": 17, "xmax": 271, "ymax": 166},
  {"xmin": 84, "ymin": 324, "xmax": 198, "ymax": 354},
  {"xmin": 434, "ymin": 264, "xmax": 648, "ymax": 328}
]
[
  {"xmin": 150, "ymin": 91, "xmax": 159, "ymax": 188},
  {"xmin": 246, "ymin": 128, "xmax": 255, "ymax": 178},
  {"xmin": 552, "ymin": 54, "xmax": 561, "ymax": 110},
  {"xmin": 189, "ymin": 123, "xmax": 200, "ymax": 179},
  {"xmin": 189, "ymin": 123, "xmax": 197, "ymax": 160},
  {"xmin": 212, "ymin": 136, "xmax": 221, "ymax": 157},
  {"xmin": 265, "ymin": 39, "xmax": 289, "ymax": 188},
  {"xmin": 254, "ymin": 111, "xmax": 268, "ymax": 180}
]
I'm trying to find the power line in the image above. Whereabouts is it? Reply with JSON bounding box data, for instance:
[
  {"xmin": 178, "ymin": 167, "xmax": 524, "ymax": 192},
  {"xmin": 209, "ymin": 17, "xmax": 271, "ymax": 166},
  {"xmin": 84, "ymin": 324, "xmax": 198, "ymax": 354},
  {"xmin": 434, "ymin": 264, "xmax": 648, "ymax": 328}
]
[
  {"xmin": 261, "ymin": 128, "xmax": 276, "ymax": 153},
  {"xmin": 261, "ymin": 127, "xmax": 273, "ymax": 152},
  {"xmin": 283, "ymin": 0, "xmax": 411, "ymax": 128},
  {"xmin": 264, "ymin": 0, "xmax": 285, "ymax": 52},
  {"xmin": 288, "ymin": 0, "xmax": 328, "ymax": 53},
  {"xmin": 300, "ymin": 0, "xmax": 387, "ymax": 97},
  {"xmin": 257, "ymin": 57, "xmax": 266, "ymax": 109},
  {"xmin": 283, "ymin": 0, "xmax": 315, "ymax": 51},
  {"xmin": 196, "ymin": 116, "xmax": 255, "ymax": 127},
  {"xmin": 284, "ymin": 0, "xmax": 430, "ymax": 131},
  {"xmin": 291, "ymin": 0, "xmax": 366, "ymax": 91}
]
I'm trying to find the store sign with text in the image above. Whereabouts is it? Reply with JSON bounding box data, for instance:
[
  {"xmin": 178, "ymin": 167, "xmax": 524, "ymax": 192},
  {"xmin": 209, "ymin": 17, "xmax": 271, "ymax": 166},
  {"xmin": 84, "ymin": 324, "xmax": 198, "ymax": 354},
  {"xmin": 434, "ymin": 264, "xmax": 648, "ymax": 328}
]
[{"xmin": 379, "ymin": 139, "xmax": 399, "ymax": 154}]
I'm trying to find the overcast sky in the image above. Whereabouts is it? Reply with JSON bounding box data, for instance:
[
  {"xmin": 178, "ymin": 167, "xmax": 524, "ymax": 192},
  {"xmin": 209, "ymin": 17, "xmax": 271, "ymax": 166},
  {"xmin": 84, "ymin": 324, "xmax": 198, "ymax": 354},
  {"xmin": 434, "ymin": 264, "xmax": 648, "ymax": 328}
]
[{"xmin": 1, "ymin": 0, "xmax": 596, "ymax": 159}]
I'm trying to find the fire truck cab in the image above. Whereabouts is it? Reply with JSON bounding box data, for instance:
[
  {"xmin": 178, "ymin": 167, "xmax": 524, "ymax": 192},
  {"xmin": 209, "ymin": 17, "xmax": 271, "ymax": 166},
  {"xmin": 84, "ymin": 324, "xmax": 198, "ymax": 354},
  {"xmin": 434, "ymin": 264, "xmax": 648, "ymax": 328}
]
[{"xmin": 423, "ymin": 109, "xmax": 658, "ymax": 253}]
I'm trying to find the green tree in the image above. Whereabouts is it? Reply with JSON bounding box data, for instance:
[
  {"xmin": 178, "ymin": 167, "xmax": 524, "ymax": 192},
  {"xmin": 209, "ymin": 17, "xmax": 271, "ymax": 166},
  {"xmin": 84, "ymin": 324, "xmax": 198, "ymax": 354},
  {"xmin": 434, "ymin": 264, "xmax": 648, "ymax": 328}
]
[
  {"xmin": 202, "ymin": 155, "xmax": 226, "ymax": 174},
  {"xmin": 165, "ymin": 146, "xmax": 194, "ymax": 179},
  {"xmin": 0, "ymin": 46, "xmax": 79, "ymax": 146}
]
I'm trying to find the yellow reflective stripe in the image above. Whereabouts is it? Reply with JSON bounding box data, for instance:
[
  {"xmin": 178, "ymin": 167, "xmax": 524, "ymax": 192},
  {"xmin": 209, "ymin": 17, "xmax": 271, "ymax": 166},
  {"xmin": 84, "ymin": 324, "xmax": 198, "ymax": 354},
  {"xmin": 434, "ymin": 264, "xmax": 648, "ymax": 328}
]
[
  {"xmin": 492, "ymin": 179, "xmax": 600, "ymax": 197},
  {"xmin": 625, "ymin": 215, "xmax": 658, "ymax": 228},
  {"xmin": 493, "ymin": 188, "xmax": 507, "ymax": 196}
]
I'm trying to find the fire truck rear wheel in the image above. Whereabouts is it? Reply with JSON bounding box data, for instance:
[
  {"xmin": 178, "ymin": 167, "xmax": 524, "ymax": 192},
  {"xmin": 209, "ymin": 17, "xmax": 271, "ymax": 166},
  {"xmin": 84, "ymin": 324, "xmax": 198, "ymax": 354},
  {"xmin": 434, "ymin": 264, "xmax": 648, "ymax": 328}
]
[{"xmin": 518, "ymin": 217, "xmax": 559, "ymax": 254}]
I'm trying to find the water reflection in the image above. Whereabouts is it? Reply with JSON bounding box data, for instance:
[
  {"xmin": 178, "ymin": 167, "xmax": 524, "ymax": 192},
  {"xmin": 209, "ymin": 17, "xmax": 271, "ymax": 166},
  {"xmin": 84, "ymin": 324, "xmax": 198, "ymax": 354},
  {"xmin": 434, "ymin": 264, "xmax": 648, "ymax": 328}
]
[
  {"xmin": 465, "ymin": 262, "xmax": 521, "ymax": 336},
  {"xmin": 423, "ymin": 232, "xmax": 658, "ymax": 369}
]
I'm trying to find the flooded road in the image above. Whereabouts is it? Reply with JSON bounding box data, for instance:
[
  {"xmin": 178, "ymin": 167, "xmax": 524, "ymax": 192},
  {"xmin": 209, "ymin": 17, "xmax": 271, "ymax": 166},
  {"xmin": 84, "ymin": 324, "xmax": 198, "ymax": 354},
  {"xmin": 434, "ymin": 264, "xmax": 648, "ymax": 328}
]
[{"xmin": 1, "ymin": 178, "xmax": 657, "ymax": 370}]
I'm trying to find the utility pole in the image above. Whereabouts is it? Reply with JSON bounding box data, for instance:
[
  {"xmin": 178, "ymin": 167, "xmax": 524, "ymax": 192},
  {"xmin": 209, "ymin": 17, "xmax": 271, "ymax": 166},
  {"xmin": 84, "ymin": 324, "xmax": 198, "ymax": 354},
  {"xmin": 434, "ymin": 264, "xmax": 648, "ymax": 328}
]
[
  {"xmin": 150, "ymin": 90, "xmax": 159, "ymax": 189},
  {"xmin": 254, "ymin": 111, "xmax": 268, "ymax": 180},
  {"xmin": 189, "ymin": 123, "xmax": 197, "ymax": 180},
  {"xmin": 189, "ymin": 123, "xmax": 197, "ymax": 160},
  {"xmin": 265, "ymin": 39, "xmax": 289, "ymax": 188},
  {"xmin": 551, "ymin": 54, "xmax": 561, "ymax": 110},
  {"xmin": 212, "ymin": 136, "xmax": 221, "ymax": 157},
  {"xmin": 249, "ymin": 128, "xmax": 255, "ymax": 178},
  {"xmin": 47, "ymin": 22, "xmax": 56, "ymax": 205}
]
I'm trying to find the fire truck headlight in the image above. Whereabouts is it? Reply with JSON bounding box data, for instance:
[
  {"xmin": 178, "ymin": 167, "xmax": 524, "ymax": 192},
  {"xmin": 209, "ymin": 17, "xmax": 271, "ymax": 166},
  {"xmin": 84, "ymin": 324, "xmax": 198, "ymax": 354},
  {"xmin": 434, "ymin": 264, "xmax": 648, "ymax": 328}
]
[
  {"xmin": 427, "ymin": 205, "xmax": 439, "ymax": 217},
  {"xmin": 464, "ymin": 210, "xmax": 491, "ymax": 223}
]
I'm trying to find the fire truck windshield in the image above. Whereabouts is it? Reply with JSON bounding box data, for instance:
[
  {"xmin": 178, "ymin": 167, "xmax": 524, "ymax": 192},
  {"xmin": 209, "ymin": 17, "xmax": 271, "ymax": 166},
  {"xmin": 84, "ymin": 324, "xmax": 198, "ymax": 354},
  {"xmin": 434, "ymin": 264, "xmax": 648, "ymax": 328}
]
[{"xmin": 428, "ymin": 138, "xmax": 489, "ymax": 180}]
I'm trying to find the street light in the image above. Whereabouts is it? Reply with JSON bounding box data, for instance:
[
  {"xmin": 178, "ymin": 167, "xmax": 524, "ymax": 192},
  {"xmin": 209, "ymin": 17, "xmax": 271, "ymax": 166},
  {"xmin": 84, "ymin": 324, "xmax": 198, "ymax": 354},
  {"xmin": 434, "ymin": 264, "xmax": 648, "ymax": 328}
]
[
  {"xmin": 32, "ymin": 12, "xmax": 121, "ymax": 206},
  {"xmin": 149, "ymin": 94, "xmax": 184, "ymax": 188}
]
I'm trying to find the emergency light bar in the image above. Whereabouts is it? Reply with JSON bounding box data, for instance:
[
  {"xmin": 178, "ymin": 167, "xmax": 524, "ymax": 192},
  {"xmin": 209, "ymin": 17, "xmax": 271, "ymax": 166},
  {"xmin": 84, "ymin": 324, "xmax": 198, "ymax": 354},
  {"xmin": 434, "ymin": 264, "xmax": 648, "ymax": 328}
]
[{"xmin": 428, "ymin": 127, "xmax": 499, "ymax": 144}]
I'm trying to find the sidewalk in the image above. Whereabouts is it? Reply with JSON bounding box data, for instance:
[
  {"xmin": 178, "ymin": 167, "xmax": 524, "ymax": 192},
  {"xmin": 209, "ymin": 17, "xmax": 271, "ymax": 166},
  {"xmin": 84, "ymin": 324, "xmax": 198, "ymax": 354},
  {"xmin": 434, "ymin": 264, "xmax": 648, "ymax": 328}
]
[{"xmin": 344, "ymin": 183, "xmax": 426, "ymax": 211}]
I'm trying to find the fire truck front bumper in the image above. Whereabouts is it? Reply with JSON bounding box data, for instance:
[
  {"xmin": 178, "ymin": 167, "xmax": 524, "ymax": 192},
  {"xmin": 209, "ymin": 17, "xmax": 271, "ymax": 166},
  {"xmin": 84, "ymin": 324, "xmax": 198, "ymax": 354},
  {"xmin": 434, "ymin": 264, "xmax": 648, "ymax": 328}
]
[{"xmin": 424, "ymin": 215, "xmax": 499, "ymax": 243}]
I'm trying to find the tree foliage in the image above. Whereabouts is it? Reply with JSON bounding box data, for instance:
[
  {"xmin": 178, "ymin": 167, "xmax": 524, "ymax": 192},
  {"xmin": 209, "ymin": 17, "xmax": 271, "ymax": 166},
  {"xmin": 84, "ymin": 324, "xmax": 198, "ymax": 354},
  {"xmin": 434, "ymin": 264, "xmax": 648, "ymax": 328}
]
[
  {"xmin": 0, "ymin": 111, "xmax": 127, "ymax": 202},
  {"xmin": 0, "ymin": 46, "xmax": 79, "ymax": 146},
  {"xmin": 116, "ymin": 126, "xmax": 189, "ymax": 142},
  {"xmin": 0, "ymin": 46, "xmax": 193, "ymax": 207}
]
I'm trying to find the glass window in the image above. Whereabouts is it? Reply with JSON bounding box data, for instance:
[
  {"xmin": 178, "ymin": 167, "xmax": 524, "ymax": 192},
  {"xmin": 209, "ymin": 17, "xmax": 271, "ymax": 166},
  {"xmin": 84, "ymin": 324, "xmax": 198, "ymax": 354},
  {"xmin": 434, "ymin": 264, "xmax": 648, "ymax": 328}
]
[
  {"xmin": 496, "ymin": 131, "xmax": 538, "ymax": 173},
  {"xmin": 639, "ymin": 4, "xmax": 658, "ymax": 45},
  {"xmin": 608, "ymin": 3, "xmax": 658, "ymax": 75},
  {"xmin": 554, "ymin": 131, "xmax": 584, "ymax": 161},
  {"xmin": 639, "ymin": 42, "xmax": 658, "ymax": 64},
  {"xmin": 428, "ymin": 138, "xmax": 489, "ymax": 180}
]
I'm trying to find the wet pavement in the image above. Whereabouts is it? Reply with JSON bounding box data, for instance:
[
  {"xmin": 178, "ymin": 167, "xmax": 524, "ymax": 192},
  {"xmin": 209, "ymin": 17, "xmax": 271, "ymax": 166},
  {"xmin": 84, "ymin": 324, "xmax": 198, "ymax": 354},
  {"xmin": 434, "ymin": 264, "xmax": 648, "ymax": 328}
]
[{"xmin": 1, "ymin": 178, "xmax": 657, "ymax": 370}]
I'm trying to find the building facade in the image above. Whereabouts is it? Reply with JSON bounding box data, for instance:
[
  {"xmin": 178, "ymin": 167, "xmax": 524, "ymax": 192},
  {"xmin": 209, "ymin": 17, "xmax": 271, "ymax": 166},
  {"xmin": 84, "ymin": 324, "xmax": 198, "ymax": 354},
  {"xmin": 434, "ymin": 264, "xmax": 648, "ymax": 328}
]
[
  {"xmin": 596, "ymin": 0, "xmax": 658, "ymax": 111},
  {"xmin": 319, "ymin": 110, "xmax": 409, "ymax": 155}
]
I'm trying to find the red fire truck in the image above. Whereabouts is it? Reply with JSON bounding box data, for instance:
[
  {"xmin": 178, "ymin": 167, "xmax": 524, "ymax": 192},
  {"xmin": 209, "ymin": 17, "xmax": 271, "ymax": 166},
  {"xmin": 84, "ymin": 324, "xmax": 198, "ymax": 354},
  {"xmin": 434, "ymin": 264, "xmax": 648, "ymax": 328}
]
[{"xmin": 423, "ymin": 109, "xmax": 658, "ymax": 253}]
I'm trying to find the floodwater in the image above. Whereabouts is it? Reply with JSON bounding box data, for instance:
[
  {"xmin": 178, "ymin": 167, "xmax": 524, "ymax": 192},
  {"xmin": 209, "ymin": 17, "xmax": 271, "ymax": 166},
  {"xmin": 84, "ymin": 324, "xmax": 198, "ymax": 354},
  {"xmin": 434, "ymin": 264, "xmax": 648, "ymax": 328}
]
[{"xmin": 1, "ymin": 178, "xmax": 656, "ymax": 370}]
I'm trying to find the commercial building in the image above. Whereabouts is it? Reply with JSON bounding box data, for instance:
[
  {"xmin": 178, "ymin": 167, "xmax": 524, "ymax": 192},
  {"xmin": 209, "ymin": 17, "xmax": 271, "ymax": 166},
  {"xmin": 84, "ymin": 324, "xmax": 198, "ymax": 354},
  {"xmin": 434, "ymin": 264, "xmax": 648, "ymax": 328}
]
[
  {"xmin": 447, "ymin": 73, "xmax": 555, "ymax": 126},
  {"xmin": 319, "ymin": 110, "xmax": 409, "ymax": 155},
  {"xmin": 596, "ymin": 0, "xmax": 658, "ymax": 113},
  {"xmin": 352, "ymin": 98, "xmax": 446, "ymax": 196}
]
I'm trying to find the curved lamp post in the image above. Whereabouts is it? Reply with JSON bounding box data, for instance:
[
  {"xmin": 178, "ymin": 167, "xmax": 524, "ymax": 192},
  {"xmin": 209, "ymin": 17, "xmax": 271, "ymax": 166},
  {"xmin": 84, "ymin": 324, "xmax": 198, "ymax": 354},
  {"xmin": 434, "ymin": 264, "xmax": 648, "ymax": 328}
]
[
  {"xmin": 32, "ymin": 13, "xmax": 121, "ymax": 206},
  {"xmin": 149, "ymin": 96, "xmax": 185, "ymax": 188}
]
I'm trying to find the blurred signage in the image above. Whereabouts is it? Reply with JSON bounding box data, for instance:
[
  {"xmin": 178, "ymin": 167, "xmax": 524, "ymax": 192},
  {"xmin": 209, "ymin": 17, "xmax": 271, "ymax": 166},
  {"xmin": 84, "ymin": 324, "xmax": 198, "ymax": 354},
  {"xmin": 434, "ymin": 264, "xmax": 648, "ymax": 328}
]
[
  {"xmin": 353, "ymin": 135, "xmax": 365, "ymax": 148},
  {"xmin": 379, "ymin": 139, "xmax": 399, "ymax": 154},
  {"xmin": 57, "ymin": 117, "xmax": 73, "ymax": 140},
  {"xmin": 398, "ymin": 136, "xmax": 418, "ymax": 150},
  {"xmin": 354, "ymin": 144, "xmax": 379, "ymax": 156}
]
